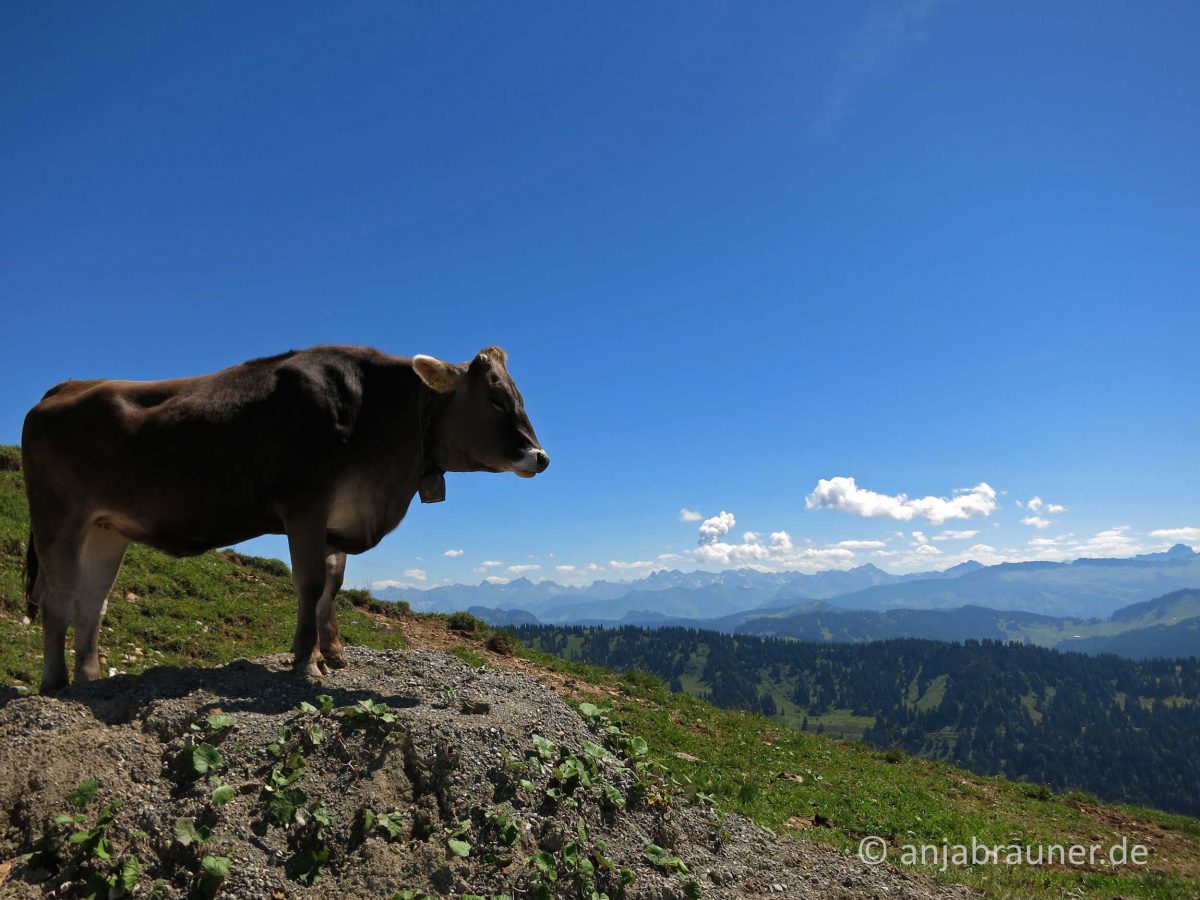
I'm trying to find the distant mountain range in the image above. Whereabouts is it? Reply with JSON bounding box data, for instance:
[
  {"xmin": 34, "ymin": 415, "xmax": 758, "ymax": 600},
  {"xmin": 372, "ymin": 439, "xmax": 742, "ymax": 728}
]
[{"xmin": 373, "ymin": 545, "xmax": 1200, "ymax": 658}]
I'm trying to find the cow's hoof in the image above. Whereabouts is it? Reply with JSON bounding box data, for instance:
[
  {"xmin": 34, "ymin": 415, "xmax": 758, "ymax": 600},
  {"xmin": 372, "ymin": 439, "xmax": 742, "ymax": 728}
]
[
  {"xmin": 293, "ymin": 660, "xmax": 323, "ymax": 678},
  {"xmin": 322, "ymin": 649, "xmax": 349, "ymax": 669}
]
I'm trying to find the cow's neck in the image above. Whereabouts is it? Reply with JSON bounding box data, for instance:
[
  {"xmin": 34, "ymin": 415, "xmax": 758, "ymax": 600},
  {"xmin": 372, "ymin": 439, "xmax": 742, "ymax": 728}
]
[{"xmin": 416, "ymin": 383, "xmax": 446, "ymax": 504}]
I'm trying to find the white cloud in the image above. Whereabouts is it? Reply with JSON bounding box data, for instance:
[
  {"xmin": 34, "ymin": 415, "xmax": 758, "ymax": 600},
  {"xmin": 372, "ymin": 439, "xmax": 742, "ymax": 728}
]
[
  {"xmin": 770, "ymin": 531, "xmax": 794, "ymax": 550},
  {"xmin": 836, "ymin": 540, "xmax": 887, "ymax": 549},
  {"xmin": 913, "ymin": 543, "xmax": 942, "ymax": 556},
  {"xmin": 1149, "ymin": 527, "xmax": 1200, "ymax": 544},
  {"xmin": 608, "ymin": 559, "xmax": 656, "ymax": 570},
  {"xmin": 689, "ymin": 512, "xmax": 856, "ymax": 571},
  {"xmin": 369, "ymin": 579, "xmax": 410, "ymax": 590},
  {"xmin": 1021, "ymin": 516, "xmax": 1052, "ymax": 529},
  {"xmin": 402, "ymin": 568, "xmax": 427, "ymax": 581},
  {"xmin": 965, "ymin": 543, "xmax": 995, "ymax": 554},
  {"xmin": 480, "ymin": 560, "xmax": 503, "ymax": 568},
  {"xmin": 555, "ymin": 564, "xmax": 576, "ymax": 573},
  {"xmin": 508, "ymin": 564, "xmax": 541, "ymax": 575},
  {"xmin": 482, "ymin": 576, "xmax": 510, "ymax": 585},
  {"xmin": 1028, "ymin": 535, "xmax": 1072, "ymax": 549},
  {"xmin": 694, "ymin": 526, "xmax": 851, "ymax": 569},
  {"xmin": 934, "ymin": 529, "xmax": 978, "ymax": 541},
  {"xmin": 698, "ymin": 511, "xmax": 736, "ymax": 544},
  {"xmin": 678, "ymin": 508, "xmax": 703, "ymax": 523},
  {"xmin": 805, "ymin": 477, "xmax": 998, "ymax": 525},
  {"xmin": 1021, "ymin": 496, "xmax": 1066, "ymax": 516},
  {"xmin": 1076, "ymin": 526, "xmax": 1141, "ymax": 558},
  {"xmin": 657, "ymin": 553, "xmax": 683, "ymax": 562},
  {"xmin": 443, "ymin": 549, "xmax": 464, "ymax": 557}
]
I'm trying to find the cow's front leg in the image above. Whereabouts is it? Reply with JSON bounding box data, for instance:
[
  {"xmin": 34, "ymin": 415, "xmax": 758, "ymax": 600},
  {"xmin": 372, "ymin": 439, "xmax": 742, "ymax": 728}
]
[
  {"xmin": 285, "ymin": 514, "xmax": 329, "ymax": 678},
  {"xmin": 316, "ymin": 551, "xmax": 348, "ymax": 670}
]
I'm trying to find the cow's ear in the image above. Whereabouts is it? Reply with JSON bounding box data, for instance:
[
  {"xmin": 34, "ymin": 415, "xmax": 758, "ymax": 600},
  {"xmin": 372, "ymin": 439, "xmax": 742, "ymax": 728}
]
[{"xmin": 412, "ymin": 355, "xmax": 463, "ymax": 393}]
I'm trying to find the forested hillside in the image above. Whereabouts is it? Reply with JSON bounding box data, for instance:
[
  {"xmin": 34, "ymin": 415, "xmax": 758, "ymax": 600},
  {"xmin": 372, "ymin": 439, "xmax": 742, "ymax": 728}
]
[{"xmin": 517, "ymin": 625, "xmax": 1200, "ymax": 817}]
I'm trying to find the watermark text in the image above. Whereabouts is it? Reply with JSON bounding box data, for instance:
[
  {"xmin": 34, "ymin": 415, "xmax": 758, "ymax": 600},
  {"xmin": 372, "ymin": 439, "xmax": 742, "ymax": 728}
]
[{"xmin": 858, "ymin": 835, "xmax": 1149, "ymax": 871}]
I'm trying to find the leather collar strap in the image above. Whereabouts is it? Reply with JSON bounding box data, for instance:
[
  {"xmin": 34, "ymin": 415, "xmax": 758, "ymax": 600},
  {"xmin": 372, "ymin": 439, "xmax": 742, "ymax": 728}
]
[{"xmin": 417, "ymin": 384, "xmax": 446, "ymax": 503}]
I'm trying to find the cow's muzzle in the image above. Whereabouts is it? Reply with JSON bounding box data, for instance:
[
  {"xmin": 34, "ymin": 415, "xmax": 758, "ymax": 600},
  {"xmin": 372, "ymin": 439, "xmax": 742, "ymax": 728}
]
[{"xmin": 513, "ymin": 448, "xmax": 550, "ymax": 478}]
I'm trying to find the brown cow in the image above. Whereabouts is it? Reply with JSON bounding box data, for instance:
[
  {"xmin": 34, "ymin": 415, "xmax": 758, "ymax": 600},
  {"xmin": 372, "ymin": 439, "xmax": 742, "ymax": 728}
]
[{"xmin": 21, "ymin": 345, "xmax": 548, "ymax": 693}]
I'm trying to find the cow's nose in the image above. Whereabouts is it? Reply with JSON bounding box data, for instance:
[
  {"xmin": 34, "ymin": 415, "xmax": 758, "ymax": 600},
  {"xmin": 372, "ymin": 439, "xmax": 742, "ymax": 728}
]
[{"xmin": 533, "ymin": 449, "xmax": 550, "ymax": 472}]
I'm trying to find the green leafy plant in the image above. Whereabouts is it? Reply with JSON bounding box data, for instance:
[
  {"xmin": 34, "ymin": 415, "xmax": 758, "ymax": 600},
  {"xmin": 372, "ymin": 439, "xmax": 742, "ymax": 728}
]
[
  {"xmin": 291, "ymin": 807, "xmax": 334, "ymax": 885},
  {"xmin": 191, "ymin": 854, "xmax": 231, "ymax": 899},
  {"xmin": 643, "ymin": 843, "xmax": 689, "ymax": 874},
  {"xmin": 174, "ymin": 817, "xmax": 213, "ymax": 847},
  {"xmin": 445, "ymin": 819, "xmax": 472, "ymax": 858},
  {"xmin": 191, "ymin": 743, "xmax": 223, "ymax": 776},
  {"xmin": 28, "ymin": 781, "xmax": 144, "ymax": 899},
  {"xmin": 364, "ymin": 809, "xmax": 407, "ymax": 840},
  {"xmin": 268, "ymin": 787, "xmax": 308, "ymax": 826},
  {"xmin": 65, "ymin": 778, "xmax": 100, "ymax": 807},
  {"xmin": 338, "ymin": 697, "xmax": 397, "ymax": 724},
  {"xmin": 483, "ymin": 806, "xmax": 522, "ymax": 848},
  {"xmin": 299, "ymin": 693, "xmax": 335, "ymax": 714}
]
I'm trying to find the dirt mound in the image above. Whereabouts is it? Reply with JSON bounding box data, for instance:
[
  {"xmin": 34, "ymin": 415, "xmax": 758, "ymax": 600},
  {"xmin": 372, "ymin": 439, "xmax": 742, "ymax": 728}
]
[{"xmin": 0, "ymin": 648, "xmax": 974, "ymax": 899}]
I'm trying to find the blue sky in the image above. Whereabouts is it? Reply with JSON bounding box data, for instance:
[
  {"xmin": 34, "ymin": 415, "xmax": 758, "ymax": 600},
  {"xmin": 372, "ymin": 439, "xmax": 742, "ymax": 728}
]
[{"xmin": 3, "ymin": 2, "xmax": 1198, "ymax": 590}]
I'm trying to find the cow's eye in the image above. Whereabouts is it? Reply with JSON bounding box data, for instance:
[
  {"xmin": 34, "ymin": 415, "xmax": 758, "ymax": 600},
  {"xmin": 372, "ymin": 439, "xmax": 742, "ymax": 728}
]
[{"xmin": 491, "ymin": 396, "xmax": 508, "ymax": 412}]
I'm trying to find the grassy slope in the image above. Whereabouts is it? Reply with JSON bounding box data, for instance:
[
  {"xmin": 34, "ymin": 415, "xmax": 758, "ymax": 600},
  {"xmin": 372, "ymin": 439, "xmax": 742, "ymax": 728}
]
[
  {"xmin": 503, "ymin": 646, "xmax": 1200, "ymax": 899},
  {"xmin": 1, "ymin": 446, "xmax": 1197, "ymax": 898}
]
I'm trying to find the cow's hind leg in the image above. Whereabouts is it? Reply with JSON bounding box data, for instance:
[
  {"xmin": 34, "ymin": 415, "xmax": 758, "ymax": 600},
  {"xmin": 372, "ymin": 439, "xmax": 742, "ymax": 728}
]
[
  {"xmin": 316, "ymin": 551, "xmax": 348, "ymax": 671},
  {"xmin": 71, "ymin": 524, "xmax": 128, "ymax": 683},
  {"xmin": 35, "ymin": 546, "xmax": 72, "ymax": 693},
  {"xmin": 31, "ymin": 521, "xmax": 87, "ymax": 693},
  {"xmin": 286, "ymin": 515, "xmax": 329, "ymax": 678}
]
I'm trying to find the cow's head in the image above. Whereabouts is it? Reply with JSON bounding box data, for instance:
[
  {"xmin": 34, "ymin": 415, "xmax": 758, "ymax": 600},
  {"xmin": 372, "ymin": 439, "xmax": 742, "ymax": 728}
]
[{"xmin": 412, "ymin": 347, "xmax": 549, "ymax": 477}]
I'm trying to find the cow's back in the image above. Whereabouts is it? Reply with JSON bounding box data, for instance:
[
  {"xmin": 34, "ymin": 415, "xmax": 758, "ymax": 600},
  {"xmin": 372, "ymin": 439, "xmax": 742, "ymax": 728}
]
[{"xmin": 21, "ymin": 347, "xmax": 389, "ymax": 550}]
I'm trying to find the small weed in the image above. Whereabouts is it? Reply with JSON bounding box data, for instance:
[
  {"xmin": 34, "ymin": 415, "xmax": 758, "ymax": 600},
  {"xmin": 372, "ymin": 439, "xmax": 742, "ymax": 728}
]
[
  {"xmin": 191, "ymin": 854, "xmax": 231, "ymax": 900},
  {"xmin": 174, "ymin": 817, "xmax": 213, "ymax": 847},
  {"xmin": 26, "ymin": 780, "xmax": 144, "ymax": 899},
  {"xmin": 290, "ymin": 806, "xmax": 334, "ymax": 885},
  {"xmin": 644, "ymin": 842, "xmax": 689, "ymax": 873},
  {"xmin": 485, "ymin": 631, "xmax": 516, "ymax": 655},
  {"xmin": 268, "ymin": 788, "xmax": 308, "ymax": 826},
  {"xmin": 447, "ymin": 611, "xmax": 483, "ymax": 634},
  {"xmin": 1022, "ymin": 782, "xmax": 1055, "ymax": 801},
  {"xmin": 191, "ymin": 743, "xmax": 223, "ymax": 776},
  {"xmin": 450, "ymin": 645, "xmax": 486, "ymax": 668},
  {"xmin": 339, "ymin": 697, "xmax": 398, "ymax": 724},
  {"xmin": 364, "ymin": 809, "xmax": 407, "ymax": 840},
  {"xmin": 446, "ymin": 819, "xmax": 472, "ymax": 858}
]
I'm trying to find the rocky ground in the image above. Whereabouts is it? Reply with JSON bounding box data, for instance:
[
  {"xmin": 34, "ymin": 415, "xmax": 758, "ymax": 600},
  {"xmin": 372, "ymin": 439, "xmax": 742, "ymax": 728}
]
[{"xmin": 0, "ymin": 647, "xmax": 977, "ymax": 899}]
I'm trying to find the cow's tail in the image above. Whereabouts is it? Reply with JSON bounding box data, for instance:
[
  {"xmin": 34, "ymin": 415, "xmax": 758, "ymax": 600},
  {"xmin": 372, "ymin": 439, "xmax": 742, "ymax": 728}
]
[{"xmin": 24, "ymin": 532, "xmax": 40, "ymax": 621}]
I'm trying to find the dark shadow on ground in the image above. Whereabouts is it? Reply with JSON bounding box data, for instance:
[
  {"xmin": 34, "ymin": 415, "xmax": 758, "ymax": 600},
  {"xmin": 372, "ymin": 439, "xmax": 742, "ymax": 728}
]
[{"xmin": 0, "ymin": 657, "xmax": 421, "ymax": 724}]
